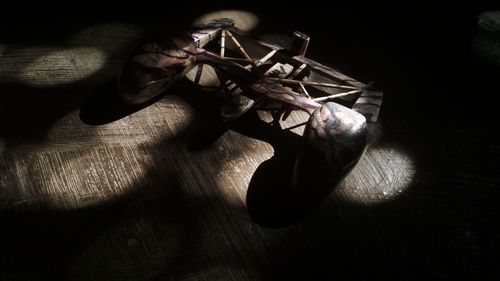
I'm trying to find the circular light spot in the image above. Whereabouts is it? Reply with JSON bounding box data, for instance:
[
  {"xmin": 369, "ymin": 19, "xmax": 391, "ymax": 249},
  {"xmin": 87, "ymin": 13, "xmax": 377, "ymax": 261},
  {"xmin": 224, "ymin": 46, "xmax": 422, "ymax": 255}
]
[
  {"xmin": 335, "ymin": 146, "xmax": 415, "ymax": 204},
  {"xmin": 3, "ymin": 97, "xmax": 194, "ymax": 210},
  {"xmin": 194, "ymin": 10, "xmax": 259, "ymax": 31},
  {"xmin": 20, "ymin": 47, "xmax": 106, "ymax": 86}
]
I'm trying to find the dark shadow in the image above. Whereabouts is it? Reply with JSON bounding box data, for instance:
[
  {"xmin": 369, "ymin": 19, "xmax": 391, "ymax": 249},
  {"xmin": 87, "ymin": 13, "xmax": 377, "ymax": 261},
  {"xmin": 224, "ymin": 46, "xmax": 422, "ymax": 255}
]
[
  {"xmin": 79, "ymin": 78, "xmax": 169, "ymax": 125},
  {"xmin": 0, "ymin": 84, "xmax": 89, "ymax": 142},
  {"xmin": 245, "ymin": 149, "xmax": 301, "ymax": 227},
  {"xmin": 167, "ymin": 82, "xmax": 232, "ymax": 151},
  {"xmin": 186, "ymin": 116, "xmax": 230, "ymax": 151},
  {"xmin": 221, "ymin": 112, "xmax": 324, "ymax": 227}
]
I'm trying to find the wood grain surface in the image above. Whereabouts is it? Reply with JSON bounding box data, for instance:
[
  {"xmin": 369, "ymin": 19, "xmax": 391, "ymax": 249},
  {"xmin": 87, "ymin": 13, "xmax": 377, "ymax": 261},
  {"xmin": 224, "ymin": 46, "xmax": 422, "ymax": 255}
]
[{"xmin": 1, "ymin": 4, "xmax": 499, "ymax": 280}]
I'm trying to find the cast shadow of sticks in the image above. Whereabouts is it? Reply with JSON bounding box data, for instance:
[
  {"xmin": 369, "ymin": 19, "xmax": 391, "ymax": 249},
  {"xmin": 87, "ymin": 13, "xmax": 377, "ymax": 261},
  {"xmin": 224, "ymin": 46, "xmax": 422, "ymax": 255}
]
[
  {"xmin": 79, "ymin": 78, "xmax": 163, "ymax": 125},
  {"xmin": 230, "ymin": 113, "xmax": 342, "ymax": 228},
  {"xmin": 80, "ymin": 78, "xmax": 345, "ymax": 228}
]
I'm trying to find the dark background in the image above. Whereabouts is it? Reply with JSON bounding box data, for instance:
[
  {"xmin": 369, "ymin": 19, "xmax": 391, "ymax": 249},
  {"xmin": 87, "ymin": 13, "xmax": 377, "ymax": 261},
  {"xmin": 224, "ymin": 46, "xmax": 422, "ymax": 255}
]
[{"xmin": 1, "ymin": 1, "xmax": 499, "ymax": 280}]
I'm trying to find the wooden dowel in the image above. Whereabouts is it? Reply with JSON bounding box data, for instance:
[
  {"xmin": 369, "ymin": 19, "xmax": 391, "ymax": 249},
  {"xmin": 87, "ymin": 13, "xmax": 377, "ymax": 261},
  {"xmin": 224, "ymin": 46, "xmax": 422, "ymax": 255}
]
[
  {"xmin": 299, "ymin": 82, "xmax": 311, "ymax": 98},
  {"xmin": 221, "ymin": 57, "xmax": 251, "ymax": 62},
  {"xmin": 268, "ymin": 77, "xmax": 360, "ymax": 90},
  {"xmin": 312, "ymin": 89, "xmax": 363, "ymax": 102},
  {"xmin": 220, "ymin": 29, "xmax": 226, "ymax": 58},
  {"xmin": 225, "ymin": 30, "xmax": 256, "ymax": 67}
]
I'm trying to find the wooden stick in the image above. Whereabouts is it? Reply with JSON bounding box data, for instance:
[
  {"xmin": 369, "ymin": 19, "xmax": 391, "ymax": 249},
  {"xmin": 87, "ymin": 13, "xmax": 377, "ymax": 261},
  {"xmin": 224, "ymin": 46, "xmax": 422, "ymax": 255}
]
[
  {"xmin": 225, "ymin": 30, "xmax": 256, "ymax": 66},
  {"xmin": 221, "ymin": 57, "xmax": 251, "ymax": 62},
  {"xmin": 299, "ymin": 82, "xmax": 311, "ymax": 98},
  {"xmin": 268, "ymin": 77, "xmax": 360, "ymax": 90},
  {"xmin": 220, "ymin": 29, "xmax": 226, "ymax": 58},
  {"xmin": 243, "ymin": 49, "xmax": 276, "ymax": 70},
  {"xmin": 287, "ymin": 63, "xmax": 307, "ymax": 79},
  {"xmin": 255, "ymin": 49, "xmax": 277, "ymax": 67},
  {"xmin": 312, "ymin": 89, "xmax": 363, "ymax": 102}
]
